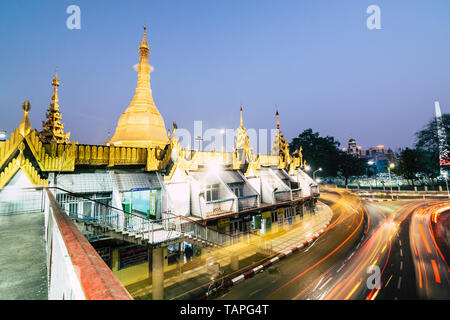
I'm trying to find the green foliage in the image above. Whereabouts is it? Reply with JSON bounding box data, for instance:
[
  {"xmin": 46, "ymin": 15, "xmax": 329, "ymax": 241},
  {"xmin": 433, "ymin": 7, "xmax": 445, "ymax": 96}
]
[
  {"xmin": 393, "ymin": 148, "xmax": 423, "ymax": 185},
  {"xmin": 336, "ymin": 152, "xmax": 367, "ymax": 185},
  {"xmin": 415, "ymin": 113, "xmax": 450, "ymax": 177},
  {"xmin": 289, "ymin": 128, "xmax": 341, "ymax": 177}
]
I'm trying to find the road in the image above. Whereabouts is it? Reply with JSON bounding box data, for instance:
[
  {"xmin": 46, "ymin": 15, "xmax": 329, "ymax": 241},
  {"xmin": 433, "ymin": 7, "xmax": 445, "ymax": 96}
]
[
  {"xmin": 216, "ymin": 190, "xmax": 365, "ymax": 300},
  {"xmin": 409, "ymin": 201, "xmax": 450, "ymax": 299},
  {"xmin": 214, "ymin": 191, "xmax": 450, "ymax": 300}
]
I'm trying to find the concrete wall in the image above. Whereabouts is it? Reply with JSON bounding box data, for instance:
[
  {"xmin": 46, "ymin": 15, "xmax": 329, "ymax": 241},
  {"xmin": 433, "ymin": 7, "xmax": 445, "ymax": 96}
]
[
  {"xmin": 45, "ymin": 189, "xmax": 132, "ymax": 300},
  {"xmin": 45, "ymin": 192, "xmax": 87, "ymax": 300},
  {"xmin": 165, "ymin": 182, "xmax": 190, "ymax": 216}
]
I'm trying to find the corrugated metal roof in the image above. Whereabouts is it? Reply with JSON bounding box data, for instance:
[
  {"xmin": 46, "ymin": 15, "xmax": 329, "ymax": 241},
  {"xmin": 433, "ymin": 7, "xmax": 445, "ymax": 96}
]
[
  {"xmin": 115, "ymin": 173, "xmax": 161, "ymax": 192},
  {"xmin": 272, "ymin": 169, "xmax": 290, "ymax": 181},
  {"xmin": 219, "ymin": 171, "xmax": 244, "ymax": 184},
  {"xmin": 188, "ymin": 171, "xmax": 220, "ymax": 185},
  {"xmin": 57, "ymin": 173, "xmax": 114, "ymax": 194}
]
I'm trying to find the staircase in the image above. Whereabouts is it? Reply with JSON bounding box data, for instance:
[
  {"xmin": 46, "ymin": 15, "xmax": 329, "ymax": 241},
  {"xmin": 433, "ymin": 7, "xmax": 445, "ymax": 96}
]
[{"xmin": 52, "ymin": 187, "xmax": 230, "ymax": 248}]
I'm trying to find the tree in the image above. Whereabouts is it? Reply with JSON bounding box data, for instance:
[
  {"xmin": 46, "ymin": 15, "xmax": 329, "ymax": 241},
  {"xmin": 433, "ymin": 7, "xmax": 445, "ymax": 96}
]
[
  {"xmin": 415, "ymin": 113, "xmax": 450, "ymax": 178},
  {"xmin": 336, "ymin": 152, "xmax": 367, "ymax": 186},
  {"xmin": 289, "ymin": 129, "xmax": 341, "ymax": 177},
  {"xmin": 393, "ymin": 148, "xmax": 423, "ymax": 186}
]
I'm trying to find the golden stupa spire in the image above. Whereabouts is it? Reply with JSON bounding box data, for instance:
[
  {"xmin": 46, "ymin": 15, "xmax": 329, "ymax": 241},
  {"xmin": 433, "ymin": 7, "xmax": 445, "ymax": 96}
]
[
  {"xmin": 19, "ymin": 100, "xmax": 32, "ymax": 137},
  {"xmin": 240, "ymin": 105, "xmax": 244, "ymax": 129},
  {"xmin": 109, "ymin": 25, "xmax": 168, "ymax": 148},
  {"xmin": 235, "ymin": 105, "xmax": 249, "ymax": 150},
  {"xmin": 40, "ymin": 69, "xmax": 70, "ymax": 144},
  {"xmin": 276, "ymin": 107, "xmax": 280, "ymax": 130}
]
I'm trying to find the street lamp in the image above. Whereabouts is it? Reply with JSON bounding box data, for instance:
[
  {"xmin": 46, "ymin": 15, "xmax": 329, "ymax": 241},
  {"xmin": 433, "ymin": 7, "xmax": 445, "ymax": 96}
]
[
  {"xmin": 304, "ymin": 165, "xmax": 311, "ymax": 172},
  {"xmin": 388, "ymin": 163, "xmax": 395, "ymax": 200},
  {"xmin": 313, "ymin": 168, "xmax": 322, "ymax": 181},
  {"xmin": 367, "ymin": 160, "xmax": 374, "ymax": 192},
  {"xmin": 443, "ymin": 171, "xmax": 450, "ymax": 199}
]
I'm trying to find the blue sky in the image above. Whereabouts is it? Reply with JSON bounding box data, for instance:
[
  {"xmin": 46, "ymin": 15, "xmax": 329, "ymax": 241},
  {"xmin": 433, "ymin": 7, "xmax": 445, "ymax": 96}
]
[{"xmin": 1, "ymin": 0, "xmax": 449, "ymax": 150}]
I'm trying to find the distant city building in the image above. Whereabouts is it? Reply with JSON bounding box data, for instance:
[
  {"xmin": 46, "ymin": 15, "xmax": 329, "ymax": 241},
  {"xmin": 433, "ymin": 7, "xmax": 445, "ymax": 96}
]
[{"xmin": 342, "ymin": 138, "xmax": 394, "ymax": 172}]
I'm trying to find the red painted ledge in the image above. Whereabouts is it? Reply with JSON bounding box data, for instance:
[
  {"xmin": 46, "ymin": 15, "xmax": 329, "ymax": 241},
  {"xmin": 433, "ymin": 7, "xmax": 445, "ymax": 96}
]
[{"xmin": 46, "ymin": 189, "xmax": 133, "ymax": 300}]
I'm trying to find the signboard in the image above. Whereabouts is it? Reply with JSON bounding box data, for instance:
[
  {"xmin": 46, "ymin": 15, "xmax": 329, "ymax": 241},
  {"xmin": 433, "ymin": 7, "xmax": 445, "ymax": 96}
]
[
  {"xmin": 217, "ymin": 218, "xmax": 230, "ymax": 229},
  {"xmin": 261, "ymin": 211, "xmax": 271, "ymax": 219},
  {"xmin": 119, "ymin": 246, "xmax": 148, "ymax": 270},
  {"xmin": 277, "ymin": 208, "xmax": 284, "ymax": 225},
  {"xmin": 148, "ymin": 191, "xmax": 156, "ymax": 217}
]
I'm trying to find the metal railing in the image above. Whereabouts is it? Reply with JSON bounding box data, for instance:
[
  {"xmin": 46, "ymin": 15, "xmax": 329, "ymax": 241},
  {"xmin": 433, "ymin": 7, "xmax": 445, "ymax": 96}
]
[
  {"xmin": 203, "ymin": 197, "xmax": 235, "ymax": 217},
  {"xmin": 291, "ymin": 188, "xmax": 302, "ymax": 200},
  {"xmin": 0, "ymin": 187, "xmax": 46, "ymax": 215},
  {"xmin": 237, "ymin": 194, "xmax": 258, "ymax": 211},
  {"xmin": 274, "ymin": 189, "xmax": 292, "ymax": 202},
  {"xmin": 52, "ymin": 187, "xmax": 182, "ymax": 245},
  {"xmin": 52, "ymin": 187, "xmax": 246, "ymax": 247}
]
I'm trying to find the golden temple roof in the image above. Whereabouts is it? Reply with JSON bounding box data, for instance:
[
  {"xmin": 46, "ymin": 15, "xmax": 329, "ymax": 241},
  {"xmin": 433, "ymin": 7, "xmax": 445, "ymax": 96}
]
[
  {"xmin": 109, "ymin": 26, "xmax": 169, "ymax": 148},
  {"xmin": 39, "ymin": 70, "xmax": 70, "ymax": 144}
]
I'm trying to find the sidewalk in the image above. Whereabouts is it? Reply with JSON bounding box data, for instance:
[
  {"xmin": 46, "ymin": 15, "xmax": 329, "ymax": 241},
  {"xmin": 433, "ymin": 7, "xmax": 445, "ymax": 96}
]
[{"xmin": 126, "ymin": 201, "xmax": 333, "ymax": 300}]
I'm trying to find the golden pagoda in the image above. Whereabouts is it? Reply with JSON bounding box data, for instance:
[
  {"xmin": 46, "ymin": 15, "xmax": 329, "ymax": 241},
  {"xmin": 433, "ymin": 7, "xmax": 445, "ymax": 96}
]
[
  {"xmin": 271, "ymin": 109, "xmax": 289, "ymax": 157},
  {"xmin": 108, "ymin": 25, "xmax": 169, "ymax": 148},
  {"xmin": 235, "ymin": 106, "xmax": 249, "ymax": 150},
  {"xmin": 39, "ymin": 70, "xmax": 70, "ymax": 144}
]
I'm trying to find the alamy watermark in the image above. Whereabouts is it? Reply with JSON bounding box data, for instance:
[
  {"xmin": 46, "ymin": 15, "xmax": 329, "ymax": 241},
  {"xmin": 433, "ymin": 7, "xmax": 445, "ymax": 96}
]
[
  {"xmin": 173, "ymin": 121, "xmax": 281, "ymax": 155},
  {"xmin": 367, "ymin": 5, "xmax": 381, "ymax": 30},
  {"xmin": 366, "ymin": 265, "xmax": 381, "ymax": 290},
  {"xmin": 66, "ymin": 5, "xmax": 81, "ymax": 30}
]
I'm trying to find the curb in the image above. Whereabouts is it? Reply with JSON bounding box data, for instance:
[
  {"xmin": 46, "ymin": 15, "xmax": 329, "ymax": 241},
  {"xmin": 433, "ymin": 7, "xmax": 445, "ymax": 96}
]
[
  {"xmin": 361, "ymin": 198, "xmax": 395, "ymax": 202},
  {"xmin": 203, "ymin": 212, "xmax": 333, "ymax": 298}
]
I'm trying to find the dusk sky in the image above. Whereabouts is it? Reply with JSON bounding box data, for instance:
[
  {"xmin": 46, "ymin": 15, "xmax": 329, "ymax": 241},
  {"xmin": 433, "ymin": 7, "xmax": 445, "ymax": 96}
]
[{"xmin": 1, "ymin": 0, "xmax": 449, "ymax": 151}]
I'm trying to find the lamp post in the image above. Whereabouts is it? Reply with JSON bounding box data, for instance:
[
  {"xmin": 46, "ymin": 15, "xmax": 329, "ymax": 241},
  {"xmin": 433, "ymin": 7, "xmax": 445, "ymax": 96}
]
[
  {"xmin": 313, "ymin": 168, "xmax": 322, "ymax": 181},
  {"xmin": 388, "ymin": 163, "xmax": 395, "ymax": 200},
  {"xmin": 195, "ymin": 136, "xmax": 203, "ymax": 151},
  {"xmin": 367, "ymin": 160, "xmax": 374, "ymax": 192},
  {"xmin": 443, "ymin": 171, "xmax": 450, "ymax": 199},
  {"xmin": 446, "ymin": 177, "xmax": 450, "ymax": 199}
]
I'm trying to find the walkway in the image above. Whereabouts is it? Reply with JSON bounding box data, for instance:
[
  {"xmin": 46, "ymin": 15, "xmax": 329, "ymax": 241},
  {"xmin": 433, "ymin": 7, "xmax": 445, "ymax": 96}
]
[{"xmin": 0, "ymin": 212, "xmax": 48, "ymax": 299}]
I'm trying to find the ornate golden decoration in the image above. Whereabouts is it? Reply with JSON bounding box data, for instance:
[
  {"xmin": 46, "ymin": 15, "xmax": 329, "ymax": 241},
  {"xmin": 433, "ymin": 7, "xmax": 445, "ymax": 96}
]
[
  {"xmin": 0, "ymin": 142, "xmax": 48, "ymax": 189},
  {"xmin": 39, "ymin": 71, "xmax": 70, "ymax": 144}
]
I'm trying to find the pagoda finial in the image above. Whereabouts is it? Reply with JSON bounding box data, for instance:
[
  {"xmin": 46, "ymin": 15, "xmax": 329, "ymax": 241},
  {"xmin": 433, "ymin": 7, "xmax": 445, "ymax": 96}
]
[
  {"xmin": 51, "ymin": 68, "xmax": 60, "ymax": 109},
  {"xmin": 19, "ymin": 100, "xmax": 32, "ymax": 137},
  {"xmin": 139, "ymin": 24, "xmax": 150, "ymax": 56},
  {"xmin": 39, "ymin": 72, "xmax": 70, "ymax": 144},
  {"xmin": 276, "ymin": 106, "xmax": 280, "ymax": 130},
  {"xmin": 240, "ymin": 105, "xmax": 244, "ymax": 128}
]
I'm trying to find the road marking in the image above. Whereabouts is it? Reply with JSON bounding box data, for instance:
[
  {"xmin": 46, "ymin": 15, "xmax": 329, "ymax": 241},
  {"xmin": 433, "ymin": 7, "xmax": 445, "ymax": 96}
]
[
  {"xmin": 400, "ymin": 248, "xmax": 403, "ymax": 257},
  {"xmin": 400, "ymin": 261, "xmax": 403, "ymax": 271},
  {"xmin": 336, "ymin": 264, "xmax": 345, "ymax": 273},
  {"xmin": 319, "ymin": 277, "xmax": 333, "ymax": 290},
  {"xmin": 385, "ymin": 274, "xmax": 393, "ymax": 288},
  {"xmin": 397, "ymin": 276, "xmax": 402, "ymax": 289},
  {"xmin": 399, "ymin": 239, "xmax": 402, "ymax": 246},
  {"xmin": 345, "ymin": 280, "xmax": 362, "ymax": 300},
  {"xmin": 314, "ymin": 276, "xmax": 325, "ymax": 291},
  {"xmin": 249, "ymin": 288, "xmax": 262, "ymax": 297}
]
